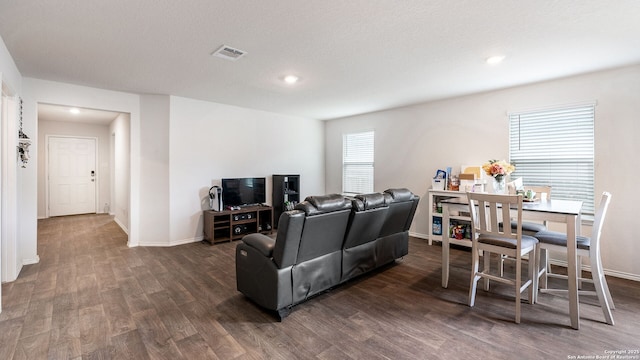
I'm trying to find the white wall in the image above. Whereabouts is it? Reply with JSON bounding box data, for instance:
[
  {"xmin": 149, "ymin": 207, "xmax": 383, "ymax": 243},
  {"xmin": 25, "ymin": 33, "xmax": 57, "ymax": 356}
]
[
  {"xmin": 0, "ymin": 36, "xmax": 22, "ymax": 315},
  {"xmin": 1, "ymin": 35, "xmax": 26, "ymax": 289},
  {"xmin": 168, "ymin": 96, "xmax": 325, "ymax": 245},
  {"xmin": 325, "ymin": 64, "xmax": 640, "ymax": 280},
  {"xmin": 0, "ymin": 37, "xmax": 21, "ymax": 95},
  {"xmin": 1, "ymin": 93, "xmax": 21, "ymax": 283},
  {"xmin": 37, "ymin": 120, "xmax": 111, "ymax": 218},
  {"xmin": 138, "ymin": 95, "xmax": 170, "ymax": 246},
  {"xmin": 110, "ymin": 113, "xmax": 130, "ymax": 233}
]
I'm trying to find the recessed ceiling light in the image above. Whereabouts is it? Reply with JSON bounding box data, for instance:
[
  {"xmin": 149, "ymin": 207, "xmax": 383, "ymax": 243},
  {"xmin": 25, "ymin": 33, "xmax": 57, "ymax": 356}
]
[
  {"xmin": 486, "ymin": 55, "xmax": 505, "ymax": 65},
  {"xmin": 69, "ymin": 108, "xmax": 80, "ymax": 114},
  {"xmin": 283, "ymin": 75, "xmax": 300, "ymax": 84}
]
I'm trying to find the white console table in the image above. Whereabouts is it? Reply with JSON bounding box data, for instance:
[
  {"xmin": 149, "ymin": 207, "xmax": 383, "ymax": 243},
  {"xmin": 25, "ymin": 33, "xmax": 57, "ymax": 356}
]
[{"xmin": 427, "ymin": 189, "xmax": 472, "ymax": 246}]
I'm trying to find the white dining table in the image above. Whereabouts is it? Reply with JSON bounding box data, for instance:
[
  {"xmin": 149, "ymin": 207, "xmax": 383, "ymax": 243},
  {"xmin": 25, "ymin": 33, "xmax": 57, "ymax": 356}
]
[{"xmin": 440, "ymin": 195, "xmax": 584, "ymax": 329}]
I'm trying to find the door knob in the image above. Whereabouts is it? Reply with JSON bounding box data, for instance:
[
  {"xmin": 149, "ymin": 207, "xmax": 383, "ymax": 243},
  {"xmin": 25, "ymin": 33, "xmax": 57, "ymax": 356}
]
[{"xmin": 91, "ymin": 170, "xmax": 95, "ymax": 177}]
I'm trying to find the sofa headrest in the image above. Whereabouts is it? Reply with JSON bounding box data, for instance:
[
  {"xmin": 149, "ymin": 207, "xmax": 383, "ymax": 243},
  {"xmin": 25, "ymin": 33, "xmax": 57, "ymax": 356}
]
[
  {"xmin": 295, "ymin": 194, "xmax": 352, "ymax": 216},
  {"xmin": 384, "ymin": 188, "xmax": 415, "ymax": 202},
  {"xmin": 353, "ymin": 193, "xmax": 388, "ymax": 211}
]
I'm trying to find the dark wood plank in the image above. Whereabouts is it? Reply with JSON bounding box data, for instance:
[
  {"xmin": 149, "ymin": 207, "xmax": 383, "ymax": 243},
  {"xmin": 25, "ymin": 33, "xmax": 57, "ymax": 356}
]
[
  {"xmin": 101, "ymin": 288, "xmax": 137, "ymax": 337},
  {"xmin": 110, "ymin": 329, "xmax": 150, "ymax": 360},
  {"xmin": 13, "ymin": 332, "xmax": 50, "ymax": 360},
  {"xmin": 94, "ymin": 262, "xmax": 119, "ymax": 293},
  {"xmin": 0, "ymin": 282, "xmax": 34, "ymax": 322},
  {"xmin": 132, "ymin": 309, "xmax": 183, "ymax": 360},
  {"xmin": 174, "ymin": 333, "xmax": 220, "ymax": 360},
  {"xmin": 77, "ymin": 273, "xmax": 102, "ymax": 309},
  {"xmin": 179, "ymin": 300, "xmax": 246, "ymax": 359},
  {"xmin": 146, "ymin": 291, "xmax": 197, "ymax": 341},
  {"xmin": 19, "ymin": 297, "xmax": 53, "ymax": 339},
  {"xmin": 79, "ymin": 304, "xmax": 109, "ymax": 356},
  {"xmin": 48, "ymin": 292, "xmax": 82, "ymax": 359},
  {"xmin": 0, "ymin": 318, "xmax": 22, "ymax": 360}
]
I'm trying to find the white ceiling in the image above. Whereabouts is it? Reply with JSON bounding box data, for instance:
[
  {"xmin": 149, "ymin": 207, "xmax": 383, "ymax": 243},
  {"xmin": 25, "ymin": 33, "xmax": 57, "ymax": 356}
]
[
  {"xmin": 1, "ymin": 1, "xmax": 640, "ymax": 120},
  {"xmin": 37, "ymin": 103, "xmax": 121, "ymax": 125}
]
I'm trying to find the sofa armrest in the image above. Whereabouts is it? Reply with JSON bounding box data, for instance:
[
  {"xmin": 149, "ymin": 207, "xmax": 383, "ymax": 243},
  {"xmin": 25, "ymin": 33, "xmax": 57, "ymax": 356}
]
[{"xmin": 242, "ymin": 233, "xmax": 275, "ymax": 257}]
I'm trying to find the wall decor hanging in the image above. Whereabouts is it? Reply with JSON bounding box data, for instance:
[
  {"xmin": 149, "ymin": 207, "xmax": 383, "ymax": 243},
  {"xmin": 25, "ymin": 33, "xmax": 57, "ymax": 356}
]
[{"xmin": 17, "ymin": 98, "xmax": 31, "ymax": 168}]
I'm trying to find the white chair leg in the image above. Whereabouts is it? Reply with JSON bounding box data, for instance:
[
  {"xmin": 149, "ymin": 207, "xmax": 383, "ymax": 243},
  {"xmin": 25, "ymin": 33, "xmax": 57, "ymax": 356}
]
[
  {"xmin": 515, "ymin": 256, "xmax": 522, "ymax": 324},
  {"xmin": 578, "ymin": 255, "xmax": 584, "ymax": 290},
  {"xmin": 534, "ymin": 246, "xmax": 543, "ymax": 303},
  {"xmin": 442, "ymin": 236, "xmax": 450, "ymax": 288},
  {"xmin": 590, "ymin": 254, "xmax": 614, "ymax": 325},
  {"xmin": 539, "ymin": 248, "xmax": 548, "ymax": 290},
  {"xmin": 595, "ymin": 250, "xmax": 615, "ymax": 309},
  {"xmin": 601, "ymin": 273, "xmax": 615, "ymax": 310},
  {"xmin": 483, "ymin": 251, "xmax": 491, "ymax": 291},
  {"xmin": 469, "ymin": 247, "xmax": 480, "ymax": 307},
  {"xmin": 530, "ymin": 247, "xmax": 537, "ymax": 304}
]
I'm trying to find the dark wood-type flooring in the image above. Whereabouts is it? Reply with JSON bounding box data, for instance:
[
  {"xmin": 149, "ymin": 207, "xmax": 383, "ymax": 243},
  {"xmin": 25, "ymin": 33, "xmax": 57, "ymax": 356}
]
[{"xmin": 1, "ymin": 214, "xmax": 638, "ymax": 359}]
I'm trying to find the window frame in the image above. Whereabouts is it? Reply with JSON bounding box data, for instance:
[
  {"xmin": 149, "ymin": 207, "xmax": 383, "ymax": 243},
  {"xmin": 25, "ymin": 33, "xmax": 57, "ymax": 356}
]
[
  {"xmin": 508, "ymin": 102, "xmax": 596, "ymax": 216},
  {"xmin": 342, "ymin": 130, "xmax": 374, "ymax": 195}
]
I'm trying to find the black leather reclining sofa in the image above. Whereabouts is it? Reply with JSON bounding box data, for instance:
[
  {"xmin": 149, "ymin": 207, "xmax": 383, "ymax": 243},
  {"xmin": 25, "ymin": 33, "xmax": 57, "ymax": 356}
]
[{"xmin": 235, "ymin": 188, "xmax": 419, "ymax": 320}]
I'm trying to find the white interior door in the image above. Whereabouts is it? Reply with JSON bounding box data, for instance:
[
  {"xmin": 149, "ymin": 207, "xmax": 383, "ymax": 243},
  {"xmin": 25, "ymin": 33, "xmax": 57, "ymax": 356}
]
[{"xmin": 49, "ymin": 136, "xmax": 97, "ymax": 217}]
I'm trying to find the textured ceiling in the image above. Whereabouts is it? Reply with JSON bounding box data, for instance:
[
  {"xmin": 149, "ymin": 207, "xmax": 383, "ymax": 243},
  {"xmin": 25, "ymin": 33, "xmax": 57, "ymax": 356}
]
[
  {"xmin": 38, "ymin": 103, "xmax": 121, "ymax": 125},
  {"xmin": 1, "ymin": 0, "xmax": 640, "ymax": 120}
]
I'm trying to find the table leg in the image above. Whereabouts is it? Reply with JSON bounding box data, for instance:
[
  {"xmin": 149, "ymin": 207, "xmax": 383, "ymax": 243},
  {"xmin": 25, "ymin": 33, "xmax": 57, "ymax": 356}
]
[{"xmin": 567, "ymin": 214, "xmax": 580, "ymax": 329}]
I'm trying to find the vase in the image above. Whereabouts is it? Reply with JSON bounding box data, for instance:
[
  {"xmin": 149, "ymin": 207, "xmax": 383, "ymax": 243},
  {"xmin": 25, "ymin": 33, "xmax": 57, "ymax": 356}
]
[{"xmin": 492, "ymin": 176, "xmax": 506, "ymax": 194}]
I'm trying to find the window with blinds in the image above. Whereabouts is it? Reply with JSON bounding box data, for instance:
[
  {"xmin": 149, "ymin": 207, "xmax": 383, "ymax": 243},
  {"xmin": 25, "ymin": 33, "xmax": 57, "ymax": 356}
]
[
  {"xmin": 509, "ymin": 103, "xmax": 595, "ymax": 215},
  {"xmin": 343, "ymin": 131, "xmax": 374, "ymax": 195}
]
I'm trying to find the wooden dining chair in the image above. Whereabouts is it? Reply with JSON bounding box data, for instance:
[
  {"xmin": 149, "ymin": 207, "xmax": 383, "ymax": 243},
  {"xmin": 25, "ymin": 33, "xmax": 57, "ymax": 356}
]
[
  {"xmin": 501, "ymin": 185, "xmax": 552, "ymax": 276},
  {"xmin": 513, "ymin": 185, "xmax": 552, "ymax": 235},
  {"xmin": 535, "ymin": 191, "xmax": 614, "ymax": 325},
  {"xmin": 467, "ymin": 192, "xmax": 539, "ymax": 324}
]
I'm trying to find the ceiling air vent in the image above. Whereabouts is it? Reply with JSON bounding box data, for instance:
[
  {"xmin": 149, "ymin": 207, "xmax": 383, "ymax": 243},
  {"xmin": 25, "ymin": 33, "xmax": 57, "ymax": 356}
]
[{"xmin": 212, "ymin": 45, "xmax": 247, "ymax": 61}]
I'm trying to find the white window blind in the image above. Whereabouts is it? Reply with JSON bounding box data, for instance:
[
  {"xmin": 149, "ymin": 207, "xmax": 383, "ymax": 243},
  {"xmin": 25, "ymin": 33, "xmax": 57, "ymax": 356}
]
[
  {"xmin": 509, "ymin": 103, "xmax": 595, "ymax": 215},
  {"xmin": 343, "ymin": 131, "xmax": 374, "ymax": 194}
]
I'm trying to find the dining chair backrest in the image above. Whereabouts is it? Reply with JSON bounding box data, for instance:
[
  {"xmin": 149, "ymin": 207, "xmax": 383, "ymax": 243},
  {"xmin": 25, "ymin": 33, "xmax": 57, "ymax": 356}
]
[
  {"xmin": 467, "ymin": 192, "xmax": 523, "ymax": 241},
  {"xmin": 507, "ymin": 177, "xmax": 523, "ymax": 194},
  {"xmin": 524, "ymin": 185, "xmax": 552, "ymax": 200}
]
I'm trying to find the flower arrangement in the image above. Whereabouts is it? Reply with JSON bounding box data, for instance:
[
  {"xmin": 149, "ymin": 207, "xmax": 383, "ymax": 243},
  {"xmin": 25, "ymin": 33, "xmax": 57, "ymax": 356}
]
[{"xmin": 482, "ymin": 159, "xmax": 515, "ymax": 182}]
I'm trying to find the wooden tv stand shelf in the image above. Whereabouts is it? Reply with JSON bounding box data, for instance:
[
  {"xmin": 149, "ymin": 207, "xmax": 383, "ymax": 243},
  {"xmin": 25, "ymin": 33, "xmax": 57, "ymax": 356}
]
[{"xmin": 203, "ymin": 205, "xmax": 273, "ymax": 245}]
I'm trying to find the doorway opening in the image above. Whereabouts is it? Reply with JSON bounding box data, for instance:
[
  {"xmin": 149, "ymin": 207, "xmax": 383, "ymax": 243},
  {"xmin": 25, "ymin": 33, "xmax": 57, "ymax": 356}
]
[{"xmin": 37, "ymin": 103, "xmax": 130, "ymax": 237}]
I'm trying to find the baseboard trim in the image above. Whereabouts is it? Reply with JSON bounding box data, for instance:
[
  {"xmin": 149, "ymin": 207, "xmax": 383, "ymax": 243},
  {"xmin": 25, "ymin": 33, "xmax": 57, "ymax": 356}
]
[
  {"xmin": 22, "ymin": 255, "xmax": 40, "ymax": 266},
  {"xmin": 409, "ymin": 231, "xmax": 429, "ymax": 240},
  {"xmin": 114, "ymin": 217, "xmax": 129, "ymax": 235},
  {"xmin": 170, "ymin": 236, "xmax": 203, "ymax": 247},
  {"xmin": 549, "ymin": 259, "xmax": 640, "ymax": 282},
  {"xmin": 139, "ymin": 236, "xmax": 203, "ymax": 247}
]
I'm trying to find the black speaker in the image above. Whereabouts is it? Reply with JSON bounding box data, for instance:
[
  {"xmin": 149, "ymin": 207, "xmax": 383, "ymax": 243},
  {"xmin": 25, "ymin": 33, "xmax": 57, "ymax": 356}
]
[
  {"xmin": 234, "ymin": 224, "xmax": 248, "ymax": 235},
  {"xmin": 233, "ymin": 213, "xmax": 252, "ymax": 221}
]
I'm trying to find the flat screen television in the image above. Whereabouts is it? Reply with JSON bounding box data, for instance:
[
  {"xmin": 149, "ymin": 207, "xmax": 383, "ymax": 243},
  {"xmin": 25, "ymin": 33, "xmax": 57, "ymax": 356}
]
[{"xmin": 222, "ymin": 177, "xmax": 266, "ymax": 207}]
